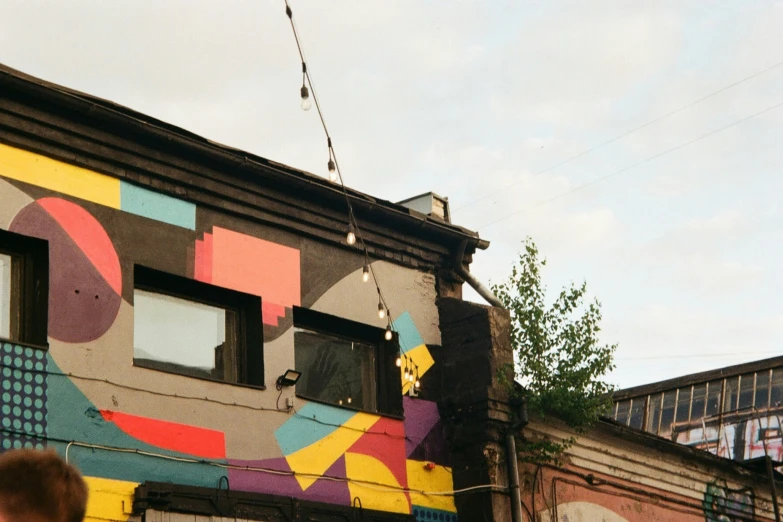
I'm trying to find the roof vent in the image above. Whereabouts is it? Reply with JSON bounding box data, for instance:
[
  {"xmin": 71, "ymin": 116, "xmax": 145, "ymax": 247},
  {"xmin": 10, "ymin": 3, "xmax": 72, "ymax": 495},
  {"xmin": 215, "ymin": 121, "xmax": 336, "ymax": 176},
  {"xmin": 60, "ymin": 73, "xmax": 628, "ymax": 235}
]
[{"xmin": 397, "ymin": 192, "xmax": 450, "ymax": 223}]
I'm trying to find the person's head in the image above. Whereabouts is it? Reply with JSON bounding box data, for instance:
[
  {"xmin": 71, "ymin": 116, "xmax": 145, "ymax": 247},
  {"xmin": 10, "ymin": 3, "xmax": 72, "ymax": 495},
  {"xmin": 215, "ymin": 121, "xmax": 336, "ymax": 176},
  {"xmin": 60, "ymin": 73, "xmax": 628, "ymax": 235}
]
[{"xmin": 0, "ymin": 448, "xmax": 88, "ymax": 522}]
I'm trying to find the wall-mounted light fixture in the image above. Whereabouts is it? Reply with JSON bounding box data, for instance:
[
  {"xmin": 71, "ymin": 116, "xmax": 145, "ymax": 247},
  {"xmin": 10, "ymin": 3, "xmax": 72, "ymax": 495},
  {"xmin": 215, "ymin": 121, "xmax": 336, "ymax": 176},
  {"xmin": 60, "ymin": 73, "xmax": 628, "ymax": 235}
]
[{"xmin": 276, "ymin": 369, "xmax": 302, "ymax": 388}]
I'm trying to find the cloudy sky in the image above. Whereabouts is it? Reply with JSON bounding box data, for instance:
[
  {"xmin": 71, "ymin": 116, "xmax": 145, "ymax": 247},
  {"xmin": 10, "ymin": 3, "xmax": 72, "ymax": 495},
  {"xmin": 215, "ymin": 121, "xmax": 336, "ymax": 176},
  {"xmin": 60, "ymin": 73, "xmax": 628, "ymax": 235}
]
[{"xmin": 2, "ymin": 1, "xmax": 782, "ymax": 388}]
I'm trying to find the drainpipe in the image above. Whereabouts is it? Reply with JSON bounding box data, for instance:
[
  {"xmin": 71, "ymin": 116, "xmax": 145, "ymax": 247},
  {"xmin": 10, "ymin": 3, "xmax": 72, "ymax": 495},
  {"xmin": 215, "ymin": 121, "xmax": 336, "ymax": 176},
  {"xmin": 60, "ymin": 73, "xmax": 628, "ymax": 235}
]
[
  {"xmin": 506, "ymin": 398, "xmax": 529, "ymax": 522},
  {"xmin": 454, "ymin": 239, "xmax": 503, "ymax": 308}
]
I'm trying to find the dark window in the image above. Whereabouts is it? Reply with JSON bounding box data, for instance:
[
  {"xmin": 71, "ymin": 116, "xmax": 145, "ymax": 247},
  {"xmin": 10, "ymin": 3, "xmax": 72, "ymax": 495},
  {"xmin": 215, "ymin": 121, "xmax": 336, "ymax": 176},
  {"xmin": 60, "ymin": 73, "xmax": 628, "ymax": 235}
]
[
  {"xmin": 691, "ymin": 383, "xmax": 707, "ymax": 422},
  {"xmin": 646, "ymin": 393, "xmax": 662, "ymax": 434},
  {"xmin": 293, "ymin": 307, "xmax": 402, "ymax": 417},
  {"xmin": 660, "ymin": 390, "xmax": 676, "ymax": 436},
  {"xmin": 724, "ymin": 376, "xmax": 739, "ymax": 413},
  {"xmin": 615, "ymin": 400, "xmax": 630, "ymax": 425},
  {"xmin": 738, "ymin": 373, "xmax": 755, "ymax": 410},
  {"xmin": 133, "ymin": 266, "xmax": 263, "ymax": 386},
  {"xmin": 771, "ymin": 370, "xmax": 783, "ymax": 408},
  {"xmin": 0, "ymin": 229, "xmax": 48, "ymax": 346},
  {"xmin": 756, "ymin": 371, "xmax": 771, "ymax": 411},
  {"xmin": 676, "ymin": 386, "xmax": 691, "ymax": 424},
  {"xmin": 629, "ymin": 398, "xmax": 646, "ymax": 430},
  {"xmin": 706, "ymin": 380, "xmax": 722, "ymax": 417}
]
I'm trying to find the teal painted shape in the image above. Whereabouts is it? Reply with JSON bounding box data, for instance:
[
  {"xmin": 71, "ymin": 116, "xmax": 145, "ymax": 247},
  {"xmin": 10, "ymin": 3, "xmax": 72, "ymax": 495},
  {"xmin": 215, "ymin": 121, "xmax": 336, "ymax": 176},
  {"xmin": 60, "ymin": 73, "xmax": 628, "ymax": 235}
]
[
  {"xmin": 412, "ymin": 506, "xmax": 458, "ymax": 522},
  {"xmin": 393, "ymin": 312, "xmax": 424, "ymax": 354},
  {"xmin": 120, "ymin": 181, "xmax": 196, "ymax": 230},
  {"xmin": 45, "ymin": 355, "xmax": 224, "ymax": 486},
  {"xmin": 275, "ymin": 402, "xmax": 356, "ymax": 455}
]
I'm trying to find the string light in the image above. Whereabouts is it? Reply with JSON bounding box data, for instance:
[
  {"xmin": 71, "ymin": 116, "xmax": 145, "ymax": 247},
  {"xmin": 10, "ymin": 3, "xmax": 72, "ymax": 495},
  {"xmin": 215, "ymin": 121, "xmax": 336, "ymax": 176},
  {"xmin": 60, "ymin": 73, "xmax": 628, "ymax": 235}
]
[
  {"xmin": 284, "ymin": 1, "xmax": 405, "ymax": 350},
  {"xmin": 347, "ymin": 397, "xmax": 352, "ymax": 404},
  {"xmin": 395, "ymin": 355, "xmax": 402, "ymax": 367}
]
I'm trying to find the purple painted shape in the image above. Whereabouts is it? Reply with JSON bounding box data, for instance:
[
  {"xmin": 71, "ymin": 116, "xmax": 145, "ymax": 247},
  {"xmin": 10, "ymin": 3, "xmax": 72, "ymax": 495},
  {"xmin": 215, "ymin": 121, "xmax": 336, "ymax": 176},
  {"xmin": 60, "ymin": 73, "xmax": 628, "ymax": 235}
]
[
  {"xmin": 409, "ymin": 420, "xmax": 451, "ymax": 467},
  {"xmin": 10, "ymin": 203, "xmax": 121, "ymax": 343},
  {"xmin": 228, "ymin": 456, "xmax": 351, "ymax": 506},
  {"xmin": 403, "ymin": 397, "xmax": 440, "ymax": 457}
]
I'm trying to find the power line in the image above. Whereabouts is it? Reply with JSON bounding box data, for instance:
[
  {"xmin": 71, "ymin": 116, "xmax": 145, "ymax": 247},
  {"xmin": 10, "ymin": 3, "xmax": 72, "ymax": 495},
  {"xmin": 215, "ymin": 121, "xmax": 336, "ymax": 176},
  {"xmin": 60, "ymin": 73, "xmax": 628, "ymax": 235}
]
[
  {"xmin": 452, "ymin": 59, "xmax": 783, "ymax": 214},
  {"xmin": 617, "ymin": 351, "xmax": 783, "ymax": 361},
  {"xmin": 477, "ymin": 99, "xmax": 783, "ymax": 230}
]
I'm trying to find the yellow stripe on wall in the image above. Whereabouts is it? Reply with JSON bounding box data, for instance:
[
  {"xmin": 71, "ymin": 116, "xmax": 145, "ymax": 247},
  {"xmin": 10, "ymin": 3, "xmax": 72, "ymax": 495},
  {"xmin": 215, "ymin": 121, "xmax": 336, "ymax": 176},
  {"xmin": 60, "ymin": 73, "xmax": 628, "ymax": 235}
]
[
  {"xmin": 0, "ymin": 142, "xmax": 121, "ymax": 208},
  {"xmin": 83, "ymin": 476, "xmax": 139, "ymax": 522}
]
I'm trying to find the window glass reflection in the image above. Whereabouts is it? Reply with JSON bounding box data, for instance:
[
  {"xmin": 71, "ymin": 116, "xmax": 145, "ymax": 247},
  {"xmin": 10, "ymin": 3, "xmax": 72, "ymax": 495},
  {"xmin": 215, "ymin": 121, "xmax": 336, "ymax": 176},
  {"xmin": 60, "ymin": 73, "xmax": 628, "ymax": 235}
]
[
  {"xmin": 706, "ymin": 380, "xmax": 722, "ymax": 417},
  {"xmin": 660, "ymin": 391, "xmax": 676, "ymax": 437},
  {"xmin": 629, "ymin": 398, "xmax": 645, "ymax": 430},
  {"xmin": 615, "ymin": 400, "xmax": 630, "ymax": 425},
  {"xmin": 738, "ymin": 373, "xmax": 755, "ymax": 410},
  {"xmin": 691, "ymin": 383, "xmax": 707, "ymax": 422},
  {"xmin": 756, "ymin": 371, "xmax": 770, "ymax": 411},
  {"xmin": 676, "ymin": 387, "xmax": 691, "ymax": 424},
  {"xmin": 133, "ymin": 289, "xmax": 237, "ymax": 382},
  {"xmin": 647, "ymin": 393, "xmax": 662, "ymax": 434},
  {"xmin": 294, "ymin": 328, "xmax": 377, "ymax": 412}
]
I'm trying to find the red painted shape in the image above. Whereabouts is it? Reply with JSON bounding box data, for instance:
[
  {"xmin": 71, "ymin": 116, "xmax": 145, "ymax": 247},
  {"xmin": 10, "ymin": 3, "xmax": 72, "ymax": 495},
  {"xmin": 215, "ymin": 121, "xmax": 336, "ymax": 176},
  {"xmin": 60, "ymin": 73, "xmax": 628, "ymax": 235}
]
[
  {"xmin": 194, "ymin": 239, "xmax": 204, "ymax": 280},
  {"xmin": 38, "ymin": 198, "xmax": 122, "ymax": 294},
  {"xmin": 347, "ymin": 417, "xmax": 408, "ymax": 490},
  {"xmin": 194, "ymin": 227, "xmax": 299, "ymax": 326},
  {"xmin": 101, "ymin": 410, "xmax": 226, "ymax": 459},
  {"xmin": 202, "ymin": 232, "xmax": 213, "ymax": 283}
]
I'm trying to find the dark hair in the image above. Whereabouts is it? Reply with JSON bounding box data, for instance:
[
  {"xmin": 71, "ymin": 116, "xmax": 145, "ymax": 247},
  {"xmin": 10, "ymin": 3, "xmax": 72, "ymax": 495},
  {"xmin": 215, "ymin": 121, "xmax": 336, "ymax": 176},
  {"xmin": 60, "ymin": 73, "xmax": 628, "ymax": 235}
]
[{"xmin": 0, "ymin": 448, "xmax": 89, "ymax": 522}]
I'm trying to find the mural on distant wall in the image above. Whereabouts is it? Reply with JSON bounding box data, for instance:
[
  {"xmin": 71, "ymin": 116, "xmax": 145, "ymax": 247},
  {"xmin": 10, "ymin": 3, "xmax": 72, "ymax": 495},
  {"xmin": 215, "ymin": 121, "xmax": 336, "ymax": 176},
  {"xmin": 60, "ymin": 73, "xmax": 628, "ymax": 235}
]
[
  {"xmin": 528, "ymin": 467, "xmax": 762, "ymax": 522},
  {"xmin": 676, "ymin": 414, "xmax": 783, "ymax": 468},
  {"xmin": 0, "ymin": 143, "xmax": 456, "ymax": 522}
]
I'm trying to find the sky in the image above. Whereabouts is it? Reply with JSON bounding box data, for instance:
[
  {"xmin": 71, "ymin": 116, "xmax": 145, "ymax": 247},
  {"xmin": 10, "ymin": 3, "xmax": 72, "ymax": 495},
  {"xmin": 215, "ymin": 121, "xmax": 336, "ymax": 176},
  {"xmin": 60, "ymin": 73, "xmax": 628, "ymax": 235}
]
[{"xmin": 1, "ymin": 0, "xmax": 782, "ymax": 389}]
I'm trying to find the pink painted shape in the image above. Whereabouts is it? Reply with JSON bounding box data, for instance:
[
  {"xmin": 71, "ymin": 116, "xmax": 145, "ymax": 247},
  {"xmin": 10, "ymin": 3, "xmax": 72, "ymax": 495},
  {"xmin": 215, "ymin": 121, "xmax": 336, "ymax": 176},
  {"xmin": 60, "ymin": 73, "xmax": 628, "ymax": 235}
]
[
  {"xmin": 209, "ymin": 227, "xmax": 300, "ymax": 326},
  {"xmin": 194, "ymin": 239, "xmax": 205, "ymax": 281},
  {"xmin": 202, "ymin": 232, "xmax": 213, "ymax": 284},
  {"xmin": 37, "ymin": 198, "xmax": 122, "ymax": 294},
  {"xmin": 262, "ymin": 302, "xmax": 286, "ymax": 326}
]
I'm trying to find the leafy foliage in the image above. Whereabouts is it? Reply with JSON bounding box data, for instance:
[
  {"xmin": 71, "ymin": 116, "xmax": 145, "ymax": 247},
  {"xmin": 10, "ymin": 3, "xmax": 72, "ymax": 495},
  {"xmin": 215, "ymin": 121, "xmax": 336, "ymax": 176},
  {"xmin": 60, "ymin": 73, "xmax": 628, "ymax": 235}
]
[{"xmin": 492, "ymin": 238, "xmax": 616, "ymax": 461}]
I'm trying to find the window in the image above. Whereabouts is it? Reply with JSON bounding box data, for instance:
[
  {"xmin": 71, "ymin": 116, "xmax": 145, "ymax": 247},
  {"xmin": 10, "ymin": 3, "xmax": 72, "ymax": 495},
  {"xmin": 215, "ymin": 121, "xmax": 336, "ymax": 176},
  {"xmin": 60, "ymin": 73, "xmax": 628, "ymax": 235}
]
[
  {"xmin": 629, "ymin": 398, "xmax": 645, "ymax": 430},
  {"xmin": 756, "ymin": 370, "xmax": 771, "ymax": 411},
  {"xmin": 133, "ymin": 266, "xmax": 263, "ymax": 386},
  {"xmin": 615, "ymin": 400, "xmax": 630, "ymax": 425},
  {"xmin": 691, "ymin": 383, "xmax": 707, "ymax": 422},
  {"xmin": 0, "ymin": 229, "xmax": 48, "ymax": 346},
  {"xmin": 675, "ymin": 386, "xmax": 691, "ymax": 424},
  {"xmin": 705, "ymin": 380, "xmax": 722, "ymax": 417},
  {"xmin": 660, "ymin": 391, "xmax": 676, "ymax": 436},
  {"xmin": 293, "ymin": 307, "xmax": 403, "ymax": 416},
  {"xmin": 646, "ymin": 393, "xmax": 662, "ymax": 434}
]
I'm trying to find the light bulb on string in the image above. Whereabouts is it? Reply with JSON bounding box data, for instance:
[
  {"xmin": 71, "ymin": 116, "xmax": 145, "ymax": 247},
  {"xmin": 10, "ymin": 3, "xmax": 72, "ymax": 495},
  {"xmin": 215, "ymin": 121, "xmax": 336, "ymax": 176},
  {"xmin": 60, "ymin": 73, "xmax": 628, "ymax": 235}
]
[
  {"xmin": 346, "ymin": 223, "xmax": 356, "ymax": 245},
  {"xmin": 300, "ymin": 85, "xmax": 311, "ymax": 111},
  {"xmin": 378, "ymin": 302, "xmax": 386, "ymax": 319},
  {"xmin": 415, "ymin": 377, "xmax": 421, "ymax": 389},
  {"xmin": 327, "ymin": 159, "xmax": 337, "ymax": 182},
  {"xmin": 404, "ymin": 366, "xmax": 409, "ymax": 380},
  {"xmin": 347, "ymin": 397, "xmax": 352, "ymax": 404},
  {"xmin": 362, "ymin": 263, "xmax": 370, "ymax": 283},
  {"xmin": 395, "ymin": 355, "xmax": 402, "ymax": 367},
  {"xmin": 385, "ymin": 327, "xmax": 393, "ymax": 341}
]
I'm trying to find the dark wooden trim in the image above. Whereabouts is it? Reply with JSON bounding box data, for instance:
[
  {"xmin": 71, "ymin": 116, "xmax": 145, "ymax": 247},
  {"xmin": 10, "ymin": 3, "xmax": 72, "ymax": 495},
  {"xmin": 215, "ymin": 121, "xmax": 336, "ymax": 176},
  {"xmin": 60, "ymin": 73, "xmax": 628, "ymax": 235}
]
[
  {"xmin": 134, "ymin": 265, "xmax": 264, "ymax": 387},
  {"xmin": 134, "ymin": 481, "xmax": 415, "ymax": 521},
  {"xmin": 293, "ymin": 306, "xmax": 404, "ymax": 418},
  {"xmin": 613, "ymin": 355, "xmax": 783, "ymax": 400},
  {"xmin": 0, "ymin": 228, "xmax": 48, "ymax": 347},
  {"xmin": 0, "ymin": 64, "xmax": 489, "ymax": 273}
]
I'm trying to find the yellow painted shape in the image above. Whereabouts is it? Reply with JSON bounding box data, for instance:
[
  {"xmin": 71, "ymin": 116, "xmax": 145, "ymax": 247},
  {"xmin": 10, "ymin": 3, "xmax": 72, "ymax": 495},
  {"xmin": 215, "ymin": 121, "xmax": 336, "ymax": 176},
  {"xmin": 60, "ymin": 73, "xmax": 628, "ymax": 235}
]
[
  {"xmin": 345, "ymin": 452, "xmax": 410, "ymax": 514},
  {"xmin": 286, "ymin": 411, "xmax": 380, "ymax": 491},
  {"xmin": 83, "ymin": 476, "xmax": 138, "ymax": 522},
  {"xmin": 406, "ymin": 460, "xmax": 457, "ymax": 512},
  {"xmin": 0, "ymin": 142, "xmax": 120, "ymax": 208},
  {"xmin": 400, "ymin": 343, "xmax": 435, "ymax": 392}
]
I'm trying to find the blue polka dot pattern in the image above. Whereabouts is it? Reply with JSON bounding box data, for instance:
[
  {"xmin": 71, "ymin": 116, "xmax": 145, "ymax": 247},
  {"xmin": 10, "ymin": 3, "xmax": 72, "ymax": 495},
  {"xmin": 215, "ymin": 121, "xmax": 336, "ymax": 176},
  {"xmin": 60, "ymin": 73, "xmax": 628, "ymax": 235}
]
[
  {"xmin": 412, "ymin": 506, "xmax": 457, "ymax": 522},
  {"xmin": 0, "ymin": 343, "xmax": 47, "ymax": 452}
]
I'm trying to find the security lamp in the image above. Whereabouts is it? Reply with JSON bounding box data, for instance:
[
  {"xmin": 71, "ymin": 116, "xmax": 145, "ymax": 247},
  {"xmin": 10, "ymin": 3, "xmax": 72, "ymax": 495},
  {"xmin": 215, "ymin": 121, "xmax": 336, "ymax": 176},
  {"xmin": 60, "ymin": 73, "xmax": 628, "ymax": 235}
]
[{"xmin": 276, "ymin": 369, "xmax": 302, "ymax": 388}]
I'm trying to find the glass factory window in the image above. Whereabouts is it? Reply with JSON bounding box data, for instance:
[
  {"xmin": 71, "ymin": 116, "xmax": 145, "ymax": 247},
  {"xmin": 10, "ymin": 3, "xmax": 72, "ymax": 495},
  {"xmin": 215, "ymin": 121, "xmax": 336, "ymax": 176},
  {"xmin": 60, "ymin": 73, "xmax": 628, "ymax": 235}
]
[
  {"xmin": 756, "ymin": 371, "xmax": 771, "ymax": 411},
  {"xmin": 705, "ymin": 380, "xmax": 722, "ymax": 417},
  {"xmin": 646, "ymin": 393, "xmax": 662, "ymax": 434},
  {"xmin": 133, "ymin": 266, "xmax": 263, "ymax": 386},
  {"xmin": 629, "ymin": 398, "xmax": 646, "ymax": 430}
]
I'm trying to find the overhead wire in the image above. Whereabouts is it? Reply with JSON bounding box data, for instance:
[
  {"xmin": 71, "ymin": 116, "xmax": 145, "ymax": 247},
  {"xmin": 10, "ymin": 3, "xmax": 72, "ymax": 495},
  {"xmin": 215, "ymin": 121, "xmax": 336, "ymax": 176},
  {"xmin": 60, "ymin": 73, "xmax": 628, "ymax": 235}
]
[
  {"xmin": 453, "ymin": 59, "xmax": 783, "ymax": 214},
  {"xmin": 3, "ymin": 427, "xmax": 504, "ymax": 497},
  {"xmin": 476, "ymin": 99, "xmax": 783, "ymax": 230}
]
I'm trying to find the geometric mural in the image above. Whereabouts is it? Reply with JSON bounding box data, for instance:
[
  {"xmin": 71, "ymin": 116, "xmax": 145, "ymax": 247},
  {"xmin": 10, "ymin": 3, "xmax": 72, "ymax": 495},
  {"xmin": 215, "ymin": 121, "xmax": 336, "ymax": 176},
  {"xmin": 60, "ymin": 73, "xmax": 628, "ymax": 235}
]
[{"xmin": 0, "ymin": 342, "xmax": 47, "ymax": 451}]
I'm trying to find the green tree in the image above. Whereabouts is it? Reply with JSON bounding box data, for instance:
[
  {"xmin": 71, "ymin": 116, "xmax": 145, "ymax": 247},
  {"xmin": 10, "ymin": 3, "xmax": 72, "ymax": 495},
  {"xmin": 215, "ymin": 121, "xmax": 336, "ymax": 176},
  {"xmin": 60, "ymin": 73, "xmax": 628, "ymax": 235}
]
[{"xmin": 492, "ymin": 238, "xmax": 616, "ymax": 461}]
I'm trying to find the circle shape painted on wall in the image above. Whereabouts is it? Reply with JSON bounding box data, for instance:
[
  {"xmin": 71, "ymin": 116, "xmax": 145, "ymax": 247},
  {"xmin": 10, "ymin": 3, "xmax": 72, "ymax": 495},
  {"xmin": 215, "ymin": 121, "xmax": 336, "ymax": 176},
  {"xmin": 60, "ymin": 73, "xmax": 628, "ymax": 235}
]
[{"xmin": 10, "ymin": 197, "xmax": 122, "ymax": 343}]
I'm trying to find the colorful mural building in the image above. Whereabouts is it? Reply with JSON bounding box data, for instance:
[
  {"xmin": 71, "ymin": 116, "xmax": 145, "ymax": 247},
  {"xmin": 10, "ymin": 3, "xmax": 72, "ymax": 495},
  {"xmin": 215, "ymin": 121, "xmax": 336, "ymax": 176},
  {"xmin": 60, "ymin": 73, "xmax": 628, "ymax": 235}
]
[
  {"xmin": 2, "ymin": 62, "xmax": 781, "ymax": 522},
  {"xmin": 0, "ymin": 62, "xmax": 495, "ymax": 521}
]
